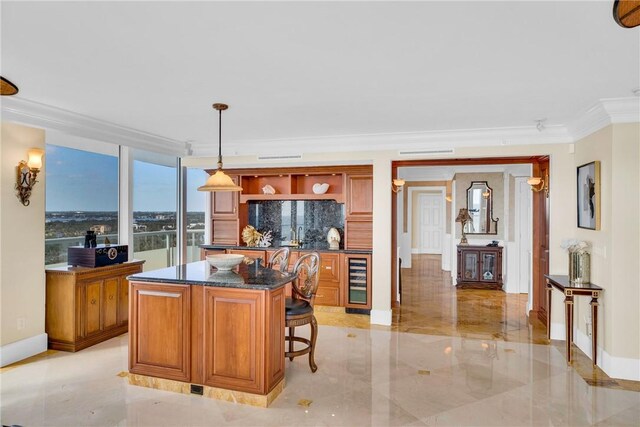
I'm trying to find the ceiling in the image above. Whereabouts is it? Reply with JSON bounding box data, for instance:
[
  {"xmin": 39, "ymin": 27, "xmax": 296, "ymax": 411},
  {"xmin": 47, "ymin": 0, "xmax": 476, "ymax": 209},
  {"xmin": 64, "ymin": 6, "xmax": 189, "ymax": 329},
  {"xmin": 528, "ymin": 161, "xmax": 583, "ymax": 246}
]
[{"xmin": 2, "ymin": 1, "xmax": 638, "ymax": 154}]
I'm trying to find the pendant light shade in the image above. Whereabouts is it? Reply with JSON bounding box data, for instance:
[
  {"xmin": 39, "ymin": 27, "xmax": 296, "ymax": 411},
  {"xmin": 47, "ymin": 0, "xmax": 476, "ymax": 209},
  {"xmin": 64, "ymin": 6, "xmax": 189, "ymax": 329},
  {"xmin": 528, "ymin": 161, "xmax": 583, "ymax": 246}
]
[
  {"xmin": 613, "ymin": 0, "xmax": 640, "ymax": 28},
  {"xmin": 198, "ymin": 103, "xmax": 243, "ymax": 192},
  {"xmin": 1, "ymin": 76, "xmax": 19, "ymax": 96}
]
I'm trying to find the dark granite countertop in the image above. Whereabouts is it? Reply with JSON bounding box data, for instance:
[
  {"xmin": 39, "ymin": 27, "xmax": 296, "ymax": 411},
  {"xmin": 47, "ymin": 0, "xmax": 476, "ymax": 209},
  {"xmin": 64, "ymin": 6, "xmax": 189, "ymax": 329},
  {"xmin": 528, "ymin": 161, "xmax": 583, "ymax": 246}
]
[
  {"xmin": 200, "ymin": 244, "xmax": 372, "ymax": 255},
  {"xmin": 127, "ymin": 260, "xmax": 294, "ymax": 290}
]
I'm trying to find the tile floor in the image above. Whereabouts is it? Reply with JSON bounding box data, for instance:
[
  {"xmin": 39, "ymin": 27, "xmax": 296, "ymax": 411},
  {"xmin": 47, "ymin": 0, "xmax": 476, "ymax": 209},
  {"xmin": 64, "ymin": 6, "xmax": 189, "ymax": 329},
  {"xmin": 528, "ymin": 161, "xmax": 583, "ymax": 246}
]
[
  {"xmin": 2, "ymin": 328, "xmax": 639, "ymax": 426},
  {"xmin": 2, "ymin": 255, "xmax": 638, "ymax": 425}
]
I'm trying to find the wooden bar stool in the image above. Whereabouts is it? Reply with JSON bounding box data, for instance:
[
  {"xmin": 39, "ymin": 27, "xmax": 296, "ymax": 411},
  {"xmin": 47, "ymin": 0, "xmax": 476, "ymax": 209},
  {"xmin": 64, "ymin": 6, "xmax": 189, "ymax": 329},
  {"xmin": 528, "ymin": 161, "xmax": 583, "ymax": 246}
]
[
  {"xmin": 285, "ymin": 252, "xmax": 320, "ymax": 372},
  {"xmin": 267, "ymin": 247, "xmax": 290, "ymax": 272}
]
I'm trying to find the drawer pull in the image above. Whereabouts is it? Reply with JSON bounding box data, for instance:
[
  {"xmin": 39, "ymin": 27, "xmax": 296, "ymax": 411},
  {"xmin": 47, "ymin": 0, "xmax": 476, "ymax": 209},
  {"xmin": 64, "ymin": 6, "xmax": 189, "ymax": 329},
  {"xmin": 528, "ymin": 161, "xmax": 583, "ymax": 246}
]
[
  {"xmin": 90, "ymin": 299, "xmax": 96, "ymax": 305},
  {"xmin": 325, "ymin": 266, "xmax": 332, "ymax": 270},
  {"xmin": 139, "ymin": 290, "xmax": 181, "ymax": 298},
  {"xmin": 108, "ymin": 295, "xmax": 114, "ymax": 300}
]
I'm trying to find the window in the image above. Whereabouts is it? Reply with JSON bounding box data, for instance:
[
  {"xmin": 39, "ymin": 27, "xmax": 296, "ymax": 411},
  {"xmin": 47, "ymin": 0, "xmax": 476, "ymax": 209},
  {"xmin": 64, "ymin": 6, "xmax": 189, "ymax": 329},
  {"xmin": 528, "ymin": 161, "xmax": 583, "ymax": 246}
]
[
  {"xmin": 186, "ymin": 168, "xmax": 207, "ymax": 262},
  {"xmin": 45, "ymin": 144, "xmax": 119, "ymax": 266},
  {"xmin": 132, "ymin": 150, "xmax": 177, "ymax": 270}
]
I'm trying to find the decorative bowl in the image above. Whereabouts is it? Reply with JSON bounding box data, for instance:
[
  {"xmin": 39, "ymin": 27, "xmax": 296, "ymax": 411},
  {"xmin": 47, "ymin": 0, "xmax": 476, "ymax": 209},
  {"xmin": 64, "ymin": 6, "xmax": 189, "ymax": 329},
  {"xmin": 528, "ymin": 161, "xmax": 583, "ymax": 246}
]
[
  {"xmin": 262, "ymin": 184, "xmax": 275, "ymax": 195},
  {"xmin": 206, "ymin": 254, "xmax": 245, "ymax": 271},
  {"xmin": 312, "ymin": 183, "xmax": 329, "ymax": 194}
]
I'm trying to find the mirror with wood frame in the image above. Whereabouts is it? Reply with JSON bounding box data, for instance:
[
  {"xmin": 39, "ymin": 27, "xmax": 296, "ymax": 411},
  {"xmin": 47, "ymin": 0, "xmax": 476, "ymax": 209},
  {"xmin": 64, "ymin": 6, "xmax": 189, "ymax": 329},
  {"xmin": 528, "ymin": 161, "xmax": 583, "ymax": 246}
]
[{"xmin": 465, "ymin": 181, "xmax": 499, "ymax": 234}]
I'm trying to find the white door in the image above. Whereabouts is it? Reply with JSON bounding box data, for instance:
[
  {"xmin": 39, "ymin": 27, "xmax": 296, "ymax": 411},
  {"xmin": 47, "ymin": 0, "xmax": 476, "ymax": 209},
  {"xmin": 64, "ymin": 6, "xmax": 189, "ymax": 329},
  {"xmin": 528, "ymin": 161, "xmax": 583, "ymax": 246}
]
[
  {"xmin": 515, "ymin": 178, "xmax": 532, "ymax": 295},
  {"xmin": 419, "ymin": 194, "xmax": 443, "ymax": 254}
]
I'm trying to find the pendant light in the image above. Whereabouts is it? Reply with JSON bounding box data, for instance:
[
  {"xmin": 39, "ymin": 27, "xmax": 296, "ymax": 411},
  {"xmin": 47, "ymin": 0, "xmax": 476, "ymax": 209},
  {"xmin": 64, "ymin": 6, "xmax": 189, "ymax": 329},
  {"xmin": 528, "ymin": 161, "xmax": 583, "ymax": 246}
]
[
  {"xmin": 198, "ymin": 103, "xmax": 243, "ymax": 192},
  {"xmin": 1, "ymin": 76, "xmax": 19, "ymax": 96}
]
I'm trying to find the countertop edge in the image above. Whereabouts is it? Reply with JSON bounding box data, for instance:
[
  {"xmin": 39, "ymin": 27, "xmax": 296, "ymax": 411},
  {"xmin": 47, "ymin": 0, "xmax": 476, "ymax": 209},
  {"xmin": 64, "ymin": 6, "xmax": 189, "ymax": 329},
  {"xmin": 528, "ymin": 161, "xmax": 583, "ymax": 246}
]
[{"xmin": 200, "ymin": 245, "xmax": 372, "ymax": 255}]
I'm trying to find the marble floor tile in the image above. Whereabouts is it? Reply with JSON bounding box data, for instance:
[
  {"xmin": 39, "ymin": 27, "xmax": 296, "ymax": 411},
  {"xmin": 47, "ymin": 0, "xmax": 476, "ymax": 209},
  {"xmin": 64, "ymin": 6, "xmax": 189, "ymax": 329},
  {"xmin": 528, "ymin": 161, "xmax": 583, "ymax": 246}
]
[
  {"xmin": 2, "ymin": 254, "xmax": 638, "ymax": 425},
  {"xmin": 2, "ymin": 326, "xmax": 639, "ymax": 426}
]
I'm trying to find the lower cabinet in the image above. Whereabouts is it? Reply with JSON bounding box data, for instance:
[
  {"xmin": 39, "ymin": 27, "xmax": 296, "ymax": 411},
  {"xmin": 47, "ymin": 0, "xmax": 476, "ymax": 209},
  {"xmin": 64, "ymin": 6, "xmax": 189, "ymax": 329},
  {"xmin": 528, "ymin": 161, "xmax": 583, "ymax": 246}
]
[
  {"xmin": 316, "ymin": 252, "xmax": 341, "ymax": 306},
  {"xmin": 456, "ymin": 245, "xmax": 503, "ymax": 289},
  {"xmin": 129, "ymin": 282, "xmax": 191, "ymax": 382},
  {"xmin": 129, "ymin": 281, "xmax": 285, "ymax": 395},
  {"xmin": 199, "ymin": 248, "xmax": 373, "ymax": 309},
  {"xmin": 45, "ymin": 260, "xmax": 145, "ymax": 352}
]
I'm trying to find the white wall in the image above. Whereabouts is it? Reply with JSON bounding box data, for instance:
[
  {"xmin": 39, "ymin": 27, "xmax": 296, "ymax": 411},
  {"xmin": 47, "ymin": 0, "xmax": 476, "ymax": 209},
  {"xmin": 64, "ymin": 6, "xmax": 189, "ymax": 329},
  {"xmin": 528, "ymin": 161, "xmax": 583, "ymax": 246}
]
[{"xmin": 0, "ymin": 122, "xmax": 47, "ymax": 365}]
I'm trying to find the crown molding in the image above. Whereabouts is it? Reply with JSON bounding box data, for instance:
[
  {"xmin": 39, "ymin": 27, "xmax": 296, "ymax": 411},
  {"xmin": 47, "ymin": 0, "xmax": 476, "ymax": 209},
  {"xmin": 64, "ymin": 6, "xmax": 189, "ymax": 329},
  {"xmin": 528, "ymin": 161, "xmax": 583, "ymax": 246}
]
[
  {"xmin": 2, "ymin": 96, "xmax": 637, "ymax": 158},
  {"xmin": 189, "ymin": 124, "xmax": 572, "ymax": 157},
  {"xmin": 568, "ymin": 97, "xmax": 640, "ymax": 141},
  {"xmin": 1, "ymin": 97, "xmax": 188, "ymax": 156}
]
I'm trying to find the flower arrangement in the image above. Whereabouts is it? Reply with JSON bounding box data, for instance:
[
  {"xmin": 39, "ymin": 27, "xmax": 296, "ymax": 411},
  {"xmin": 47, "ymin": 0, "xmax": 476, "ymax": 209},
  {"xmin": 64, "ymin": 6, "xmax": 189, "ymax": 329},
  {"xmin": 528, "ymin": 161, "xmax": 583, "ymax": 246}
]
[{"xmin": 560, "ymin": 239, "xmax": 591, "ymax": 253}]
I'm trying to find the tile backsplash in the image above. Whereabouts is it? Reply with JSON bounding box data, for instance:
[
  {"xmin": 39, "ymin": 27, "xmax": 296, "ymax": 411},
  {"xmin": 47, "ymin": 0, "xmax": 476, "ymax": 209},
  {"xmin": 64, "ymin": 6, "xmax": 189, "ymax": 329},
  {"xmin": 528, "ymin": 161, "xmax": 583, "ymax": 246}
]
[{"xmin": 247, "ymin": 200, "xmax": 345, "ymax": 247}]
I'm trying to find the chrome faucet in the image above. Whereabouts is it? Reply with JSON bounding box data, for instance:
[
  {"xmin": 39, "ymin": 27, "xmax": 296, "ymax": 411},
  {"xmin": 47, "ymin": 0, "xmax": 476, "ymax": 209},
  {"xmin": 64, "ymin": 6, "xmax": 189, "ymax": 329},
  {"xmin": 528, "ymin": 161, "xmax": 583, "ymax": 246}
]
[
  {"xmin": 289, "ymin": 226, "xmax": 303, "ymax": 247},
  {"xmin": 298, "ymin": 226, "xmax": 303, "ymax": 245}
]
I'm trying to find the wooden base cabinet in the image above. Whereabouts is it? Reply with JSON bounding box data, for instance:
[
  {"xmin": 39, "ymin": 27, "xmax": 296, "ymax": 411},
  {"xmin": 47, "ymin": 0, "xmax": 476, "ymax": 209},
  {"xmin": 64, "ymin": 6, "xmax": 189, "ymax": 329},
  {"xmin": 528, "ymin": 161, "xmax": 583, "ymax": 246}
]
[
  {"xmin": 456, "ymin": 245, "xmax": 503, "ymax": 289},
  {"xmin": 129, "ymin": 281, "xmax": 285, "ymax": 396},
  {"xmin": 45, "ymin": 260, "xmax": 144, "ymax": 352}
]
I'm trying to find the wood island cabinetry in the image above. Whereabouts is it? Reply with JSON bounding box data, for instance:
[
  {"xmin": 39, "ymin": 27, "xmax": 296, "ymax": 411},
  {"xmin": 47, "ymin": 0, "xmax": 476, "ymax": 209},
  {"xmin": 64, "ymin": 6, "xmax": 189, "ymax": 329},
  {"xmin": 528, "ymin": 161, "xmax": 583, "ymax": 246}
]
[
  {"xmin": 45, "ymin": 260, "xmax": 144, "ymax": 352},
  {"xmin": 127, "ymin": 261, "xmax": 288, "ymax": 404}
]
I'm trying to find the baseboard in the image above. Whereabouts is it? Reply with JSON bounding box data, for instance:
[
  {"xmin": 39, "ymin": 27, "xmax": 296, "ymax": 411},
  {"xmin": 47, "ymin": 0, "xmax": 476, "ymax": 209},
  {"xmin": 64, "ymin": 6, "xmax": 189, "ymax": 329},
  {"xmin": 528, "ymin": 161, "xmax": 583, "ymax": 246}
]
[
  {"xmin": 0, "ymin": 333, "xmax": 48, "ymax": 367},
  {"xmin": 575, "ymin": 328, "xmax": 640, "ymax": 381},
  {"xmin": 370, "ymin": 309, "xmax": 392, "ymax": 326}
]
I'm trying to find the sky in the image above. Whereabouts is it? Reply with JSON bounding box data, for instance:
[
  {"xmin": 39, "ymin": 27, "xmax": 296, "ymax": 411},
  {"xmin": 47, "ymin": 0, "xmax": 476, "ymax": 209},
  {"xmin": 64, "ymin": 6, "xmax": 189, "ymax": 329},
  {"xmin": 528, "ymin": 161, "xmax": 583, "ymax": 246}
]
[{"xmin": 45, "ymin": 145, "xmax": 206, "ymax": 212}]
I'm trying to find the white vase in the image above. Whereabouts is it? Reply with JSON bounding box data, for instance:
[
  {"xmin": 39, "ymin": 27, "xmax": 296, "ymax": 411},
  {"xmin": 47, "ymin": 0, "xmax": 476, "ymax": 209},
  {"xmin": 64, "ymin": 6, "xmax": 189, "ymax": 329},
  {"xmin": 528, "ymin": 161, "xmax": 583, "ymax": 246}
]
[{"xmin": 569, "ymin": 250, "xmax": 590, "ymax": 284}]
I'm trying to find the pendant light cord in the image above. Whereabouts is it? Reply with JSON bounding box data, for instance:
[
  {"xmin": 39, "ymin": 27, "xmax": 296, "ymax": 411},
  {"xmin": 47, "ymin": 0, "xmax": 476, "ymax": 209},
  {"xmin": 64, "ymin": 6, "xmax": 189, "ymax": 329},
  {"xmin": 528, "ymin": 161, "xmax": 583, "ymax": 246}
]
[{"xmin": 217, "ymin": 108, "xmax": 223, "ymax": 170}]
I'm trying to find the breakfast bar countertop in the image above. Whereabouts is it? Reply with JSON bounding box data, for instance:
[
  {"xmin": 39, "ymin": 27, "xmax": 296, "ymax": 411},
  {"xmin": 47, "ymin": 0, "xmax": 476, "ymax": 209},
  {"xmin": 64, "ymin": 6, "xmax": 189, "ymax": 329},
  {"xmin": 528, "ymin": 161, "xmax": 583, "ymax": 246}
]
[{"xmin": 127, "ymin": 260, "xmax": 294, "ymax": 290}]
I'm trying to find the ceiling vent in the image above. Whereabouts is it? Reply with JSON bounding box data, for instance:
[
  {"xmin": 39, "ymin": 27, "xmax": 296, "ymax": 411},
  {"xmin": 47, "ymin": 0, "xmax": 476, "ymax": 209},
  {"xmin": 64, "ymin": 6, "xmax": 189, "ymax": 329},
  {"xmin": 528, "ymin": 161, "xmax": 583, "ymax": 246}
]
[
  {"xmin": 257, "ymin": 154, "xmax": 303, "ymax": 161},
  {"xmin": 398, "ymin": 148, "xmax": 455, "ymax": 156}
]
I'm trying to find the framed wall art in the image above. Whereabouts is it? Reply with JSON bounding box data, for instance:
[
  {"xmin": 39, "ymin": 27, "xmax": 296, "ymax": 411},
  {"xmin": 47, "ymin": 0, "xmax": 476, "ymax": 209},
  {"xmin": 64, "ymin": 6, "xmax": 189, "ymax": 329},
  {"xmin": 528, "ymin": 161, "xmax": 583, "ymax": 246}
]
[{"xmin": 577, "ymin": 161, "xmax": 601, "ymax": 230}]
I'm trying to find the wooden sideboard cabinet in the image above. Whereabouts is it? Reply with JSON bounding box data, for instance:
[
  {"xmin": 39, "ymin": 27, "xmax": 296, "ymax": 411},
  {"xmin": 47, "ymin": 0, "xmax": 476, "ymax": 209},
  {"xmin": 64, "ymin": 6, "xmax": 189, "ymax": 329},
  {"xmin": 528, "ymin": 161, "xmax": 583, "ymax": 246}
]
[
  {"xmin": 456, "ymin": 245, "xmax": 503, "ymax": 289},
  {"xmin": 45, "ymin": 260, "xmax": 145, "ymax": 351}
]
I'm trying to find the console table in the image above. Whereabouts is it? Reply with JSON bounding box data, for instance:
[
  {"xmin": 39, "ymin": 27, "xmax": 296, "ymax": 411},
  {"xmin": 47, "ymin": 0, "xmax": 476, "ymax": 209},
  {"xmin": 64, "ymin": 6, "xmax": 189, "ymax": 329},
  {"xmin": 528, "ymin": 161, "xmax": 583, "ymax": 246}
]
[{"xmin": 545, "ymin": 275, "xmax": 603, "ymax": 365}]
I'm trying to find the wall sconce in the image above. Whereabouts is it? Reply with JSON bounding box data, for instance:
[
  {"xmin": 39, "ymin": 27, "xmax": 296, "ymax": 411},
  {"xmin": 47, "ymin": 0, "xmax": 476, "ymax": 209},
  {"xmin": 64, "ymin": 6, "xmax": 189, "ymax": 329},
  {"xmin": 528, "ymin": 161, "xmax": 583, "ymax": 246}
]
[
  {"xmin": 392, "ymin": 178, "xmax": 405, "ymax": 193},
  {"xmin": 527, "ymin": 172, "xmax": 549, "ymax": 197},
  {"xmin": 15, "ymin": 148, "xmax": 44, "ymax": 206}
]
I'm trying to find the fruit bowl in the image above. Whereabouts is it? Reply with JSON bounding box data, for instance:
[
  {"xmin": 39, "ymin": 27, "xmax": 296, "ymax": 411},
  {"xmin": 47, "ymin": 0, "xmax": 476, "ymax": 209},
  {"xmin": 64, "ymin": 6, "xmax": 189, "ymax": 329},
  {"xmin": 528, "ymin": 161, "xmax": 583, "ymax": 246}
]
[{"xmin": 206, "ymin": 254, "xmax": 245, "ymax": 271}]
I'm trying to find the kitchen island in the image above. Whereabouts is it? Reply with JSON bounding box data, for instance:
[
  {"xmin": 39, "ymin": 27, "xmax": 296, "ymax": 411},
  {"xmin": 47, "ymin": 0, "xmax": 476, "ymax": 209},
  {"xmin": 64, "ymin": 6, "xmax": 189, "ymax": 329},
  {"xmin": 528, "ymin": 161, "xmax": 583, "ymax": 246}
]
[{"xmin": 127, "ymin": 260, "xmax": 294, "ymax": 407}]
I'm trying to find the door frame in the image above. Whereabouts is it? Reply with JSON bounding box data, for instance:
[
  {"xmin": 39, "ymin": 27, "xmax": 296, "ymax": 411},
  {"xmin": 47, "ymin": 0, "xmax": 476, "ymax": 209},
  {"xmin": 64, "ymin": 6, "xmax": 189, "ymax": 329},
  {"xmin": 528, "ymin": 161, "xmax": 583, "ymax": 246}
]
[
  {"xmin": 391, "ymin": 156, "xmax": 549, "ymax": 325},
  {"xmin": 406, "ymin": 187, "xmax": 446, "ymax": 255}
]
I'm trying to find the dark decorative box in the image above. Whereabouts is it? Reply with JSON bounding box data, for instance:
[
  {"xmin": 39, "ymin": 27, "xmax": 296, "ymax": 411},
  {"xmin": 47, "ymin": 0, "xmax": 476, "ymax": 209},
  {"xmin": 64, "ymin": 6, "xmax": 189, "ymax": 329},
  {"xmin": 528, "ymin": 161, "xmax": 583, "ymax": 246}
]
[{"xmin": 68, "ymin": 245, "xmax": 128, "ymax": 268}]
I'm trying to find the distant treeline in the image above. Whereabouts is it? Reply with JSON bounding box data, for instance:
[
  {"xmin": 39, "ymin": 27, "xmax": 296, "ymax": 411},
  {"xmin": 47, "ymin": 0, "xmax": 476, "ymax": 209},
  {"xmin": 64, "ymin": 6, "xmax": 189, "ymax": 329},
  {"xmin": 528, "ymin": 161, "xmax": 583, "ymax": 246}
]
[{"xmin": 45, "ymin": 211, "xmax": 205, "ymax": 239}]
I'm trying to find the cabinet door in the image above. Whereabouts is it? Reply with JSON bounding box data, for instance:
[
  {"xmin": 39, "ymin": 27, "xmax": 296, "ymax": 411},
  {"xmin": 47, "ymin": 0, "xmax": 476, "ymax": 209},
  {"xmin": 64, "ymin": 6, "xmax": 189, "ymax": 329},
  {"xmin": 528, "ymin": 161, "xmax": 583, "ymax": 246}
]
[
  {"xmin": 85, "ymin": 280, "xmax": 102, "ymax": 336},
  {"xmin": 343, "ymin": 254, "xmax": 371, "ymax": 309},
  {"xmin": 202, "ymin": 287, "xmax": 264, "ymax": 393},
  {"xmin": 129, "ymin": 282, "xmax": 190, "ymax": 382},
  {"xmin": 346, "ymin": 175, "xmax": 373, "ymax": 219},
  {"xmin": 462, "ymin": 251, "xmax": 479, "ymax": 281},
  {"xmin": 212, "ymin": 176, "xmax": 239, "ymax": 218},
  {"xmin": 480, "ymin": 251, "xmax": 497, "ymax": 282},
  {"xmin": 102, "ymin": 278, "xmax": 119, "ymax": 330},
  {"xmin": 318, "ymin": 252, "xmax": 340, "ymax": 286},
  {"xmin": 118, "ymin": 276, "xmax": 129, "ymax": 326},
  {"xmin": 212, "ymin": 219, "xmax": 238, "ymax": 245},
  {"xmin": 345, "ymin": 220, "xmax": 372, "ymax": 249}
]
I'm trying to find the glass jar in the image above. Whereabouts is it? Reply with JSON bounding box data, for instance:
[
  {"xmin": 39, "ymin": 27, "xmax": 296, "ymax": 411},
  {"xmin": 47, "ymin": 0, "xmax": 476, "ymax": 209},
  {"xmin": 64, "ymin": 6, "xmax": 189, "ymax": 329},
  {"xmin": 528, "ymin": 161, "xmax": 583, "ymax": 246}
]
[{"xmin": 569, "ymin": 250, "xmax": 590, "ymax": 284}]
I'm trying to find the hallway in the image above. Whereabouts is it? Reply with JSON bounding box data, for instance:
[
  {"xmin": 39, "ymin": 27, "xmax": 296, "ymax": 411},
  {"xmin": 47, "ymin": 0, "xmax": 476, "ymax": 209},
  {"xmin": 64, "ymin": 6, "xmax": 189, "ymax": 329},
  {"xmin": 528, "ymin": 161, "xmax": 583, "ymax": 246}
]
[{"xmin": 391, "ymin": 254, "xmax": 548, "ymax": 344}]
